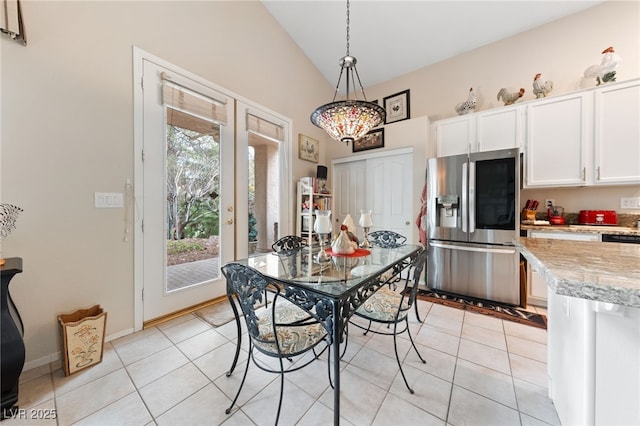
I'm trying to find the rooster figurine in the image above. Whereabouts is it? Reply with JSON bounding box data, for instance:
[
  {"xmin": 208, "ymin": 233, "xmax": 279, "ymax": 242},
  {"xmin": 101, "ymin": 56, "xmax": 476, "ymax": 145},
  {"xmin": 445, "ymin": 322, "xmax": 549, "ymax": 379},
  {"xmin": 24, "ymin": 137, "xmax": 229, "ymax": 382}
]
[
  {"xmin": 497, "ymin": 88, "xmax": 525, "ymax": 105},
  {"xmin": 455, "ymin": 87, "xmax": 477, "ymax": 115},
  {"xmin": 532, "ymin": 73, "xmax": 553, "ymax": 98},
  {"xmin": 584, "ymin": 46, "xmax": 620, "ymax": 85}
]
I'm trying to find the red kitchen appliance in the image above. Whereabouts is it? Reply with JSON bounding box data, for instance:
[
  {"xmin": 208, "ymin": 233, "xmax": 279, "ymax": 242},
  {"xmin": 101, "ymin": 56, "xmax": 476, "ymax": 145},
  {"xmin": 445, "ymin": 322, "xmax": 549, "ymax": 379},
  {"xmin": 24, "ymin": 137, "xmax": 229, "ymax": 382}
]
[
  {"xmin": 547, "ymin": 206, "xmax": 565, "ymax": 225},
  {"xmin": 579, "ymin": 210, "xmax": 618, "ymax": 225}
]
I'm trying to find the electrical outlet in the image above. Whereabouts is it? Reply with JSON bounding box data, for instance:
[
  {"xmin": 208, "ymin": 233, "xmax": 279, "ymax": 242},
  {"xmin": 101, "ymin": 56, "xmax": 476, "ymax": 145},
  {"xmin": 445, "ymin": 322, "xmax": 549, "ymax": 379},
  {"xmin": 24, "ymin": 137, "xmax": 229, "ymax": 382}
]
[
  {"xmin": 620, "ymin": 197, "xmax": 640, "ymax": 209},
  {"xmin": 545, "ymin": 199, "xmax": 555, "ymax": 208}
]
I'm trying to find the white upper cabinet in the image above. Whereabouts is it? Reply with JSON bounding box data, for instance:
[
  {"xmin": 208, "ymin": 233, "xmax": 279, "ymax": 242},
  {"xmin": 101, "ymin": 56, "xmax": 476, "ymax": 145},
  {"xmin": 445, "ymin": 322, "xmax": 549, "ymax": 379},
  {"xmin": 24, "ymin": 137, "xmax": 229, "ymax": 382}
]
[
  {"xmin": 432, "ymin": 79, "xmax": 639, "ymax": 188},
  {"xmin": 525, "ymin": 79, "xmax": 639, "ymax": 188},
  {"xmin": 434, "ymin": 106, "xmax": 521, "ymax": 157},
  {"xmin": 434, "ymin": 116, "xmax": 474, "ymax": 157},
  {"xmin": 525, "ymin": 92, "xmax": 589, "ymax": 187},
  {"xmin": 476, "ymin": 107, "xmax": 523, "ymax": 152},
  {"xmin": 593, "ymin": 80, "xmax": 640, "ymax": 185}
]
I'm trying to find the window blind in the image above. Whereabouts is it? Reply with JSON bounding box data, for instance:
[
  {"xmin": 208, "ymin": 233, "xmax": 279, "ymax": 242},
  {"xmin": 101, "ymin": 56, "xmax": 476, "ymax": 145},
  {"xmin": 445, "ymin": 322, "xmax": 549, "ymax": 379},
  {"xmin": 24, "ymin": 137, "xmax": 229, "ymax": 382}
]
[
  {"xmin": 247, "ymin": 113, "xmax": 284, "ymax": 142},
  {"xmin": 1, "ymin": 0, "xmax": 26, "ymax": 44},
  {"xmin": 161, "ymin": 73, "xmax": 227, "ymax": 126}
]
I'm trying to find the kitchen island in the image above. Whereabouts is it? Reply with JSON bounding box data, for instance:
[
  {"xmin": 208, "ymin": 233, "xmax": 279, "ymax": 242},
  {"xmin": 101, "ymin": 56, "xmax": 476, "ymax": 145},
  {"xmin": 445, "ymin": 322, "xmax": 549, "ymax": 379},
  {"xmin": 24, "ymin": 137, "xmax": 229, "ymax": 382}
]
[{"xmin": 515, "ymin": 237, "xmax": 639, "ymax": 426}]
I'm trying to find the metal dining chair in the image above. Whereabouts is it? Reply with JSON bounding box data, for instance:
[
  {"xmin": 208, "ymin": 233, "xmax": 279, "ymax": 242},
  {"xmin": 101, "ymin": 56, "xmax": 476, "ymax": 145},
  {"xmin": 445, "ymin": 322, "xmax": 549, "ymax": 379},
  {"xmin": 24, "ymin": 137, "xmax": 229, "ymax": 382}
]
[
  {"xmin": 221, "ymin": 263, "xmax": 330, "ymax": 424},
  {"xmin": 225, "ymin": 239, "xmax": 313, "ymax": 377},
  {"xmin": 368, "ymin": 230, "xmax": 407, "ymax": 248},
  {"xmin": 368, "ymin": 230, "xmax": 424, "ymax": 322},
  {"xmin": 271, "ymin": 235, "xmax": 307, "ymax": 252},
  {"xmin": 349, "ymin": 248, "xmax": 428, "ymax": 394}
]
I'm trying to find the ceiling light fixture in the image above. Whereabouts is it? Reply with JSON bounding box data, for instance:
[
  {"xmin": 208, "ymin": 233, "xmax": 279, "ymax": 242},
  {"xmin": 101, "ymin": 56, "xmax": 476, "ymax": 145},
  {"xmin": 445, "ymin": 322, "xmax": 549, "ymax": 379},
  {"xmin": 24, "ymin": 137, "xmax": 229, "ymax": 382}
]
[{"xmin": 310, "ymin": 0, "xmax": 385, "ymax": 145}]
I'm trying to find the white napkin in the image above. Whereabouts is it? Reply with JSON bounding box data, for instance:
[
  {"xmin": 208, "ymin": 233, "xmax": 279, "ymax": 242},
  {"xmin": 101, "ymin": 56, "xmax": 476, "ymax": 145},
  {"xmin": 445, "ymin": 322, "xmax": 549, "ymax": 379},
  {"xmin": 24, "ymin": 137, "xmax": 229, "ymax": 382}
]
[{"xmin": 342, "ymin": 214, "xmax": 356, "ymax": 234}]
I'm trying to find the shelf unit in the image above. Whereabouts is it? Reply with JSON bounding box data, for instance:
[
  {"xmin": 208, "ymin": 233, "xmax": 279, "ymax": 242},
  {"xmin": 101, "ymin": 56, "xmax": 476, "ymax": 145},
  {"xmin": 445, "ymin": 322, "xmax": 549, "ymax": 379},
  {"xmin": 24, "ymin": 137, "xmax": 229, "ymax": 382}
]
[{"xmin": 296, "ymin": 181, "xmax": 332, "ymax": 248}]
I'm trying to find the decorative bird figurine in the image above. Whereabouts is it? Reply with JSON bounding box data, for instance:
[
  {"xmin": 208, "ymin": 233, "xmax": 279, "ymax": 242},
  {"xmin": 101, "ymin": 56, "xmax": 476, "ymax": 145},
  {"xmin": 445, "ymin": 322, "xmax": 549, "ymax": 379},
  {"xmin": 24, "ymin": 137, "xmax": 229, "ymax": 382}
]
[
  {"xmin": 584, "ymin": 46, "xmax": 620, "ymax": 85},
  {"xmin": 497, "ymin": 88, "xmax": 525, "ymax": 105},
  {"xmin": 532, "ymin": 73, "xmax": 553, "ymax": 98},
  {"xmin": 455, "ymin": 87, "xmax": 477, "ymax": 115}
]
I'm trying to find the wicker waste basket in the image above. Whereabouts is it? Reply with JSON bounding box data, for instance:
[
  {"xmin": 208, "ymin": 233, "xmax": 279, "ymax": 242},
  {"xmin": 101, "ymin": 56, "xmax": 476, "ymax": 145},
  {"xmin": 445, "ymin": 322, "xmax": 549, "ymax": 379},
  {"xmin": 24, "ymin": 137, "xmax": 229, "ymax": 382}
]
[{"xmin": 57, "ymin": 305, "xmax": 107, "ymax": 376}]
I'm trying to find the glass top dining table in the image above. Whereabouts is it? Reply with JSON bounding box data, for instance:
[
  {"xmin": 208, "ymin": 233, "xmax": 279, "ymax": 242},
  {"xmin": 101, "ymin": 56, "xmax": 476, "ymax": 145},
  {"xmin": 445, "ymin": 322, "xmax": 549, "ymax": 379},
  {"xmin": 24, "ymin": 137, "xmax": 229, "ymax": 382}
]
[{"xmin": 230, "ymin": 244, "xmax": 423, "ymax": 425}]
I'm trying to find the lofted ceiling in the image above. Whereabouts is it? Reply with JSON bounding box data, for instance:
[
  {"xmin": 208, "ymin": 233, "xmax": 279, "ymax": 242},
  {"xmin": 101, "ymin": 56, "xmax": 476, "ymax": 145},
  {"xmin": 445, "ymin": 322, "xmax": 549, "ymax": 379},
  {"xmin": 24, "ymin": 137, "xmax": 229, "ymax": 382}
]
[{"xmin": 262, "ymin": 0, "xmax": 605, "ymax": 92}]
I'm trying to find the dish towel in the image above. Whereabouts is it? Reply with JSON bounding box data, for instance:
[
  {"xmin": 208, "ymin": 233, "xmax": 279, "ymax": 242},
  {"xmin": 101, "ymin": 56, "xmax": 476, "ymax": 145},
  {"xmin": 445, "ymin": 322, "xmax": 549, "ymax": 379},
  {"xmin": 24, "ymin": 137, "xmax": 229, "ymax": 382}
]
[{"xmin": 415, "ymin": 182, "xmax": 427, "ymax": 246}]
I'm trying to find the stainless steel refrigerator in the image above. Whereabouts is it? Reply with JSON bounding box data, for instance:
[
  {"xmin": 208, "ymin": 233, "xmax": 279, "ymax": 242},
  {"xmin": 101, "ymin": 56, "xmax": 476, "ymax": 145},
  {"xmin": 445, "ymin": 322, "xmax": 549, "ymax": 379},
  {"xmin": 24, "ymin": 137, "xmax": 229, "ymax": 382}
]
[{"xmin": 426, "ymin": 148, "xmax": 520, "ymax": 305}]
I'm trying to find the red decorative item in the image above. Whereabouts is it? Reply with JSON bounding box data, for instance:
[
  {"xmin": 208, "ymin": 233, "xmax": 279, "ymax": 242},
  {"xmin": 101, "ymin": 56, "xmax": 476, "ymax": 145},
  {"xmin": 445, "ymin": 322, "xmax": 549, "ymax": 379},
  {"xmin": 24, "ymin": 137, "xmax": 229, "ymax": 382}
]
[
  {"xmin": 325, "ymin": 248, "xmax": 371, "ymax": 257},
  {"xmin": 578, "ymin": 210, "xmax": 617, "ymax": 225}
]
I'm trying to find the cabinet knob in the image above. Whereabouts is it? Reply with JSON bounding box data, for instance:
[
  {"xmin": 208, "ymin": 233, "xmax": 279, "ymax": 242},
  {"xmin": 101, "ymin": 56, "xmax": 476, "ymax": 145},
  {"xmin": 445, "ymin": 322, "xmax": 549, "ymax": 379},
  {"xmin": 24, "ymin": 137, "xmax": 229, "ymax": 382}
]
[
  {"xmin": 227, "ymin": 206, "xmax": 234, "ymax": 212},
  {"xmin": 226, "ymin": 218, "xmax": 234, "ymax": 225}
]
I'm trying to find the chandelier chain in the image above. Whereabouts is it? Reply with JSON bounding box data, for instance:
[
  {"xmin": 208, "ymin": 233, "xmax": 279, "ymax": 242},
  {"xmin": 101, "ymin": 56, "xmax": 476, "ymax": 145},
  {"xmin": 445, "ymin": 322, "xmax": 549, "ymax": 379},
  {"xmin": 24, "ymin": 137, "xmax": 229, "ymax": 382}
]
[
  {"xmin": 310, "ymin": 0, "xmax": 386, "ymax": 145},
  {"xmin": 345, "ymin": 0, "xmax": 350, "ymax": 56}
]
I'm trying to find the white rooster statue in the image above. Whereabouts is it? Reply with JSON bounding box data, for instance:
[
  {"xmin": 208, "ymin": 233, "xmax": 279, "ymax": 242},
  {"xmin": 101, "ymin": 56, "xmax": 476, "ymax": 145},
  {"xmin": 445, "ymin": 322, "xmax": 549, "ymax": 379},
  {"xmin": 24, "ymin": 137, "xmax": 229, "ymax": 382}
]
[
  {"xmin": 532, "ymin": 73, "xmax": 553, "ymax": 98},
  {"xmin": 455, "ymin": 87, "xmax": 477, "ymax": 115},
  {"xmin": 497, "ymin": 88, "xmax": 525, "ymax": 106},
  {"xmin": 584, "ymin": 46, "xmax": 620, "ymax": 85}
]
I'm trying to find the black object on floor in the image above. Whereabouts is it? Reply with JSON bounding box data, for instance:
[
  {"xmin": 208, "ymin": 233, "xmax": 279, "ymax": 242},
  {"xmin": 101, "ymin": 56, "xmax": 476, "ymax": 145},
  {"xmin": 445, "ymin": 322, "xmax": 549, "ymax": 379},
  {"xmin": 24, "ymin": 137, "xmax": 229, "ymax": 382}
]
[{"xmin": 416, "ymin": 288, "xmax": 547, "ymax": 329}]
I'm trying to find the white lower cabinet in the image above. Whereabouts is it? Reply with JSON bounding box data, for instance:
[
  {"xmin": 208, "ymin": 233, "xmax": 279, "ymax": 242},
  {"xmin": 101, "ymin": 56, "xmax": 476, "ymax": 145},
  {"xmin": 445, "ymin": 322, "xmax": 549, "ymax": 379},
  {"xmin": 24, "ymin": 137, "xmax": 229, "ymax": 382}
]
[
  {"xmin": 594, "ymin": 303, "xmax": 640, "ymax": 425},
  {"xmin": 547, "ymin": 290, "xmax": 640, "ymax": 426},
  {"xmin": 547, "ymin": 291, "xmax": 595, "ymax": 425}
]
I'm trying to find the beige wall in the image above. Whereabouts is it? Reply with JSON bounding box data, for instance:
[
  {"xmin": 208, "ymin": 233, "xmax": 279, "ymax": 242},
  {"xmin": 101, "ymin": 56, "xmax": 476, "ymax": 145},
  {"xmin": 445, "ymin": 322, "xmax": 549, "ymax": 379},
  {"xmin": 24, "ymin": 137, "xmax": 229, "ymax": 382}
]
[
  {"xmin": 325, "ymin": 0, "xmax": 640, "ymax": 213},
  {"xmin": 1, "ymin": 1, "xmax": 331, "ymax": 367},
  {"xmin": 2, "ymin": 0, "xmax": 638, "ymax": 368}
]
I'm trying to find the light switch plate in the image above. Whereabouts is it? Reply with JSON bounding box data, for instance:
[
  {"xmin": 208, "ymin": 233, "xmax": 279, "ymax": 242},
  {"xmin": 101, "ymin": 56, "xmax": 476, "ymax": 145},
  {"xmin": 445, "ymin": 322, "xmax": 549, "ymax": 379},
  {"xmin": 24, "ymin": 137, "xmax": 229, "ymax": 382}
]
[
  {"xmin": 95, "ymin": 192, "xmax": 124, "ymax": 208},
  {"xmin": 620, "ymin": 197, "xmax": 640, "ymax": 209}
]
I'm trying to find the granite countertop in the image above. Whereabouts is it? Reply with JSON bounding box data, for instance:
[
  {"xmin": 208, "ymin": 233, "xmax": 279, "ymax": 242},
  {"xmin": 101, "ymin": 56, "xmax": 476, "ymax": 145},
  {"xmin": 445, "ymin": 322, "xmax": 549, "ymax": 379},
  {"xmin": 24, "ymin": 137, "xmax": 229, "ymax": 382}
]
[
  {"xmin": 515, "ymin": 237, "xmax": 640, "ymax": 308},
  {"xmin": 520, "ymin": 224, "xmax": 640, "ymax": 236}
]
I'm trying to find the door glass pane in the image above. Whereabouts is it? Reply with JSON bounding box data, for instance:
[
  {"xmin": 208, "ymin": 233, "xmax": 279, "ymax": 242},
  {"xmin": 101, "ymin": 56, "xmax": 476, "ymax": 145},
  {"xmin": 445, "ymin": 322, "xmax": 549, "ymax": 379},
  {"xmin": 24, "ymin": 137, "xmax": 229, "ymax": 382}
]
[
  {"xmin": 249, "ymin": 135, "xmax": 280, "ymax": 256},
  {"xmin": 166, "ymin": 107, "xmax": 221, "ymax": 291}
]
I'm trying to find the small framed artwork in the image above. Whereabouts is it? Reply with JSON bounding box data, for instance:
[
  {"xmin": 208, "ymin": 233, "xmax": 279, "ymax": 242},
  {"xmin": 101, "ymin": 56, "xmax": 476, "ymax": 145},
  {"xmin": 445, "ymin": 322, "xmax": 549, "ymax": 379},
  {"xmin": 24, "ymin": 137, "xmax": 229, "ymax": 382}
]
[
  {"xmin": 298, "ymin": 134, "xmax": 319, "ymax": 163},
  {"xmin": 383, "ymin": 89, "xmax": 410, "ymax": 124},
  {"xmin": 353, "ymin": 128, "xmax": 384, "ymax": 153}
]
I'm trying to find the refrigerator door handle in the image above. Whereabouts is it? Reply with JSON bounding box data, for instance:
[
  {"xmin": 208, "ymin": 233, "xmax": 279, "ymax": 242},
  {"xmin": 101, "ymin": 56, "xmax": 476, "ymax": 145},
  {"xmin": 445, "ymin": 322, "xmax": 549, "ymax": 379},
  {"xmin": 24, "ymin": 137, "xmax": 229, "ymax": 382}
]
[
  {"xmin": 461, "ymin": 161, "xmax": 468, "ymax": 233},
  {"xmin": 430, "ymin": 241, "xmax": 516, "ymax": 255},
  {"xmin": 468, "ymin": 161, "xmax": 475, "ymax": 233}
]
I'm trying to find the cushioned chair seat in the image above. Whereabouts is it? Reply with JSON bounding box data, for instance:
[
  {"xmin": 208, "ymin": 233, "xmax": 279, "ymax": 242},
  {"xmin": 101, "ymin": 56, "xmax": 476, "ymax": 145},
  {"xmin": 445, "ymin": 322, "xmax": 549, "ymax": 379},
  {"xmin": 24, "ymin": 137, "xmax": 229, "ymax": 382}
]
[
  {"xmin": 356, "ymin": 288, "xmax": 409, "ymax": 322},
  {"xmin": 255, "ymin": 311, "xmax": 327, "ymax": 355}
]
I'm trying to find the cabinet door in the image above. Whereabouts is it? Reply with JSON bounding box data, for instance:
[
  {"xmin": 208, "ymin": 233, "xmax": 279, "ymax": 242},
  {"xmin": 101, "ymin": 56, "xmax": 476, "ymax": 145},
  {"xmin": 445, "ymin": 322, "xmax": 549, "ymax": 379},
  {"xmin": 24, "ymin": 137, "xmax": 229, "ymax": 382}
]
[
  {"xmin": 525, "ymin": 93, "xmax": 589, "ymax": 187},
  {"xmin": 593, "ymin": 80, "xmax": 640, "ymax": 185},
  {"xmin": 476, "ymin": 107, "xmax": 522, "ymax": 152},
  {"xmin": 528, "ymin": 268, "xmax": 547, "ymax": 306},
  {"xmin": 435, "ymin": 116, "xmax": 473, "ymax": 157}
]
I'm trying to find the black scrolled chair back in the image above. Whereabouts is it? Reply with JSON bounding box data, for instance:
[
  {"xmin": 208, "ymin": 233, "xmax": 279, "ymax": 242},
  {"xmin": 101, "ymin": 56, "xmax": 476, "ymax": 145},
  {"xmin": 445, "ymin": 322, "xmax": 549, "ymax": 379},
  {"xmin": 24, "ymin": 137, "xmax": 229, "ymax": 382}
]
[
  {"xmin": 222, "ymin": 263, "xmax": 269, "ymax": 339},
  {"xmin": 403, "ymin": 248, "xmax": 429, "ymax": 310},
  {"xmin": 368, "ymin": 230, "xmax": 407, "ymax": 248},
  {"xmin": 272, "ymin": 235, "xmax": 307, "ymax": 252}
]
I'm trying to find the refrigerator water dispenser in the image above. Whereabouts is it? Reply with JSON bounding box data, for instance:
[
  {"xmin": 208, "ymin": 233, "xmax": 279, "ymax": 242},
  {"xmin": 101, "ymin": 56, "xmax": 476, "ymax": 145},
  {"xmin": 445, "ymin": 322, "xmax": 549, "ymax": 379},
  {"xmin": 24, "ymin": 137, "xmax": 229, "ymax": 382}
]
[{"xmin": 437, "ymin": 195, "xmax": 458, "ymax": 228}]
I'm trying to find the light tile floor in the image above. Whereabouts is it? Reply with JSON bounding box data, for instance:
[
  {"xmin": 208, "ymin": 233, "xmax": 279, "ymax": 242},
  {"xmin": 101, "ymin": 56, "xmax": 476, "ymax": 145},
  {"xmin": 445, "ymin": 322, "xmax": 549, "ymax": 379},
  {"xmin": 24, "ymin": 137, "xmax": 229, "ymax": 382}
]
[{"xmin": 6, "ymin": 301, "xmax": 558, "ymax": 426}]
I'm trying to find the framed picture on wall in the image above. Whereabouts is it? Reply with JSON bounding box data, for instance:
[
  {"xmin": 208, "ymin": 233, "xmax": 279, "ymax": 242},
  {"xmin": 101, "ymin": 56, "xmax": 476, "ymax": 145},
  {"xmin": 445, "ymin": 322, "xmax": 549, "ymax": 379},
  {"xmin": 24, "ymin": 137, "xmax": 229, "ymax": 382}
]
[
  {"xmin": 353, "ymin": 128, "xmax": 384, "ymax": 153},
  {"xmin": 298, "ymin": 134, "xmax": 319, "ymax": 163},
  {"xmin": 383, "ymin": 89, "xmax": 410, "ymax": 124}
]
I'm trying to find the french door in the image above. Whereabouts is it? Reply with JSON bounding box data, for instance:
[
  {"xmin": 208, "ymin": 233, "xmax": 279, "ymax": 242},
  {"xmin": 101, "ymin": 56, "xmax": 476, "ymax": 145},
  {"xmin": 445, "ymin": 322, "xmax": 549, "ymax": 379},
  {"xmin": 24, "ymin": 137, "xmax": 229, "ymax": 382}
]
[
  {"xmin": 133, "ymin": 49, "xmax": 292, "ymax": 329},
  {"xmin": 134, "ymin": 51, "xmax": 236, "ymax": 326}
]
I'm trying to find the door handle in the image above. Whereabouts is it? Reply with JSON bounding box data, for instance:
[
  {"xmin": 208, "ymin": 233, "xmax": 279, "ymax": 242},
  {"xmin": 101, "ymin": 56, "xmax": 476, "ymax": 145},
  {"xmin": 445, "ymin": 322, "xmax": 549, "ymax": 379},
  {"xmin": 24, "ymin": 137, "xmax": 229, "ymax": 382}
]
[
  {"xmin": 226, "ymin": 218, "xmax": 234, "ymax": 225},
  {"xmin": 430, "ymin": 241, "xmax": 515, "ymax": 255}
]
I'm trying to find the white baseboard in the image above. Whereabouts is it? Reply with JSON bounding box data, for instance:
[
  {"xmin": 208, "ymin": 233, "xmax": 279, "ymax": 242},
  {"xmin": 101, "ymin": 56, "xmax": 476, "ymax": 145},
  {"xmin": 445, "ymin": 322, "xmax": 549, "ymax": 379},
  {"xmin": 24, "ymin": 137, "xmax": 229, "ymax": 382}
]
[{"xmin": 23, "ymin": 327, "xmax": 135, "ymax": 373}]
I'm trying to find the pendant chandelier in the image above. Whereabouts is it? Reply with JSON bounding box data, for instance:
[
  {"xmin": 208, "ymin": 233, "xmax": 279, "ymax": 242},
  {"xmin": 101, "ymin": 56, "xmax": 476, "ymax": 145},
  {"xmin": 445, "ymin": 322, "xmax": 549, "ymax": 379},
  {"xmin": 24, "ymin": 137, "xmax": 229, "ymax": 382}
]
[{"xmin": 310, "ymin": 0, "xmax": 385, "ymax": 145}]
